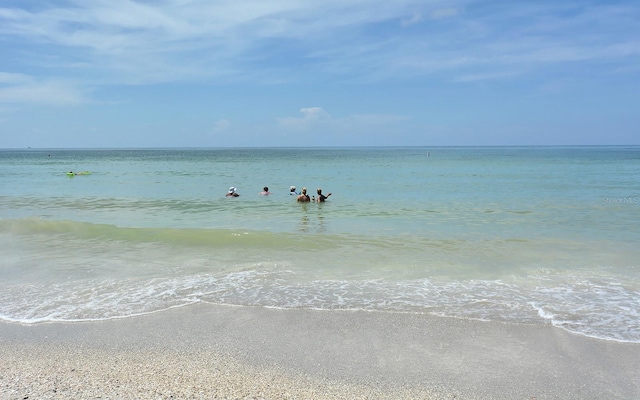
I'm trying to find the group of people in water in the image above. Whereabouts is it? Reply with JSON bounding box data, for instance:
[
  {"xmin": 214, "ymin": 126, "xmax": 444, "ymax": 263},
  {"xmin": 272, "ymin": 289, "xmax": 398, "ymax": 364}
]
[
  {"xmin": 226, "ymin": 185, "xmax": 332, "ymax": 202},
  {"xmin": 293, "ymin": 186, "xmax": 332, "ymax": 203}
]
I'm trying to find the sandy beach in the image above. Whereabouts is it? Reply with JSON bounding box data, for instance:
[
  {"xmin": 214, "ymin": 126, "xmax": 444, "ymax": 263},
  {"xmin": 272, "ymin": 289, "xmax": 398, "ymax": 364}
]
[{"xmin": 1, "ymin": 303, "xmax": 639, "ymax": 399}]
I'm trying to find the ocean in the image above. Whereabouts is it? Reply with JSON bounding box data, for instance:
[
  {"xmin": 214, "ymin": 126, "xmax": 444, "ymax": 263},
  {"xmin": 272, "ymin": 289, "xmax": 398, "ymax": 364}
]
[{"xmin": 1, "ymin": 146, "xmax": 639, "ymax": 342}]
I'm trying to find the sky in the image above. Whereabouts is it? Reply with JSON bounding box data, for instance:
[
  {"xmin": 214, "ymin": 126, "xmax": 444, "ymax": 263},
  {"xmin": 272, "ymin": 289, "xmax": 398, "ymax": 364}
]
[{"xmin": 0, "ymin": 0, "xmax": 639, "ymax": 148}]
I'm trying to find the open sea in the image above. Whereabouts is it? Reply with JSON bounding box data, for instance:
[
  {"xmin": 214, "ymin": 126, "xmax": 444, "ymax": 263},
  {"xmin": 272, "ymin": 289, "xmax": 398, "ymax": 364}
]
[{"xmin": 1, "ymin": 146, "xmax": 639, "ymax": 342}]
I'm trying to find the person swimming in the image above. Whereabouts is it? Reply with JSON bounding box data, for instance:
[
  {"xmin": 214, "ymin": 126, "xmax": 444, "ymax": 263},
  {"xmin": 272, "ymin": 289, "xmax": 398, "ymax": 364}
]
[
  {"xmin": 316, "ymin": 188, "xmax": 332, "ymax": 202},
  {"xmin": 297, "ymin": 187, "xmax": 311, "ymax": 202},
  {"xmin": 226, "ymin": 187, "xmax": 240, "ymax": 197}
]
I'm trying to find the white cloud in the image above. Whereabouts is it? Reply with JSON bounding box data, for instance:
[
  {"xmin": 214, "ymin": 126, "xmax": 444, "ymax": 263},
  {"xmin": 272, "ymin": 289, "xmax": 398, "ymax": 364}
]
[
  {"xmin": 0, "ymin": 1, "xmax": 472, "ymax": 86},
  {"xmin": 401, "ymin": 13, "xmax": 423, "ymax": 27},
  {"xmin": 277, "ymin": 107, "xmax": 408, "ymax": 134},
  {"xmin": 0, "ymin": 73, "xmax": 88, "ymax": 106},
  {"xmin": 401, "ymin": 6, "xmax": 460, "ymax": 26},
  {"xmin": 0, "ymin": 72, "xmax": 33, "ymax": 85},
  {"xmin": 453, "ymin": 70, "xmax": 524, "ymax": 83},
  {"xmin": 277, "ymin": 107, "xmax": 331, "ymax": 130},
  {"xmin": 213, "ymin": 118, "xmax": 231, "ymax": 131},
  {"xmin": 0, "ymin": 1, "xmax": 638, "ymax": 91},
  {"xmin": 299, "ymin": 107, "xmax": 330, "ymax": 120},
  {"xmin": 429, "ymin": 8, "xmax": 459, "ymax": 20}
]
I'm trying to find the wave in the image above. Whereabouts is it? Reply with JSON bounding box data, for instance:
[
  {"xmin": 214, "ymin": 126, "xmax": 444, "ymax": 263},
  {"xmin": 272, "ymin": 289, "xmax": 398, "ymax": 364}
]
[
  {"xmin": 0, "ymin": 217, "xmax": 332, "ymax": 250},
  {"xmin": 3, "ymin": 216, "xmax": 640, "ymax": 343},
  {"xmin": 0, "ymin": 216, "xmax": 541, "ymax": 257},
  {"xmin": 1, "ymin": 268, "xmax": 638, "ymax": 343}
]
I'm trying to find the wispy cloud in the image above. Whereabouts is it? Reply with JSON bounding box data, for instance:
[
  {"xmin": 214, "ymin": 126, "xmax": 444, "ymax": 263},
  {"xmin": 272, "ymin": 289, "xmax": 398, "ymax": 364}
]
[
  {"xmin": 0, "ymin": 72, "xmax": 88, "ymax": 105},
  {"xmin": 277, "ymin": 107, "xmax": 331, "ymax": 130},
  {"xmin": 277, "ymin": 107, "xmax": 409, "ymax": 135},
  {"xmin": 213, "ymin": 118, "xmax": 231, "ymax": 132},
  {"xmin": 0, "ymin": 1, "xmax": 638, "ymax": 95},
  {"xmin": 0, "ymin": 72, "xmax": 33, "ymax": 85},
  {"xmin": 429, "ymin": 8, "xmax": 459, "ymax": 20},
  {"xmin": 454, "ymin": 70, "xmax": 524, "ymax": 83},
  {"xmin": 0, "ymin": 1, "xmax": 464, "ymax": 86}
]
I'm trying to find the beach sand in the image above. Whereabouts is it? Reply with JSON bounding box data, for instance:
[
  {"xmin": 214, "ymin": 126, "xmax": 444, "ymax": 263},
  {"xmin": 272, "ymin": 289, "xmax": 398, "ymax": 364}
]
[{"xmin": 1, "ymin": 303, "xmax": 639, "ymax": 399}]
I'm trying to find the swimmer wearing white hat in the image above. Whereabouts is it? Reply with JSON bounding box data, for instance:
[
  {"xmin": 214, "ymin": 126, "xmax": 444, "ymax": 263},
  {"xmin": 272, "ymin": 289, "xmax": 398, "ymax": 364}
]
[{"xmin": 226, "ymin": 187, "xmax": 239, "ymax": 197}]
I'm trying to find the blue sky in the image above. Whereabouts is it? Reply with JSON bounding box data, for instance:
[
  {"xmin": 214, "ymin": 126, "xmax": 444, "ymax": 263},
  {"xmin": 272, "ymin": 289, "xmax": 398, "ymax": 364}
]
[{"xmin": 1, "ymin": 0, "xmax": 639, "ymax": 148}]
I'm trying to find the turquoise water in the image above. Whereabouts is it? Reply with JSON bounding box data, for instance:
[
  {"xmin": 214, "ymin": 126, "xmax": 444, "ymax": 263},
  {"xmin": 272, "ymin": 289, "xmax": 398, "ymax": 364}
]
[{"xmin": 1, "ymin": 147, "xmax": 639, "ymax": 342}]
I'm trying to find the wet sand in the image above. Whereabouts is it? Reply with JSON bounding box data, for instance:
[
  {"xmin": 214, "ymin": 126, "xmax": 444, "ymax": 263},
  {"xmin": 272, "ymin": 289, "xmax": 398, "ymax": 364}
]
[{"xmin": 1, "ymin": 303, "xmax": 639, "ymax": 399}]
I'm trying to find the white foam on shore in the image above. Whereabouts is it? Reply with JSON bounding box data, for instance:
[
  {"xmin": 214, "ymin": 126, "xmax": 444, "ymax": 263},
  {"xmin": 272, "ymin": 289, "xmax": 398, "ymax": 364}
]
[{"xmin": 2, "ymin": 267, "xmax": 639, "ymax": 343}]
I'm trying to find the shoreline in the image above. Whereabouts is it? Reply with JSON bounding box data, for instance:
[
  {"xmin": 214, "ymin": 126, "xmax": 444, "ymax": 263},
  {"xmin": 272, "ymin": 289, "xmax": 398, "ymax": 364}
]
[{"xmin": 2, "ymin": 303, "xmax": 639, "ymax": 399}]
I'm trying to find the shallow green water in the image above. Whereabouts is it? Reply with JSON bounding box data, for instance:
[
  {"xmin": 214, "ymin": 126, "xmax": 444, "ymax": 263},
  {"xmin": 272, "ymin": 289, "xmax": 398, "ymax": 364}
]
[{"xmin": 1, "ymin": 147, "xmax": 639, "ymax": 342}]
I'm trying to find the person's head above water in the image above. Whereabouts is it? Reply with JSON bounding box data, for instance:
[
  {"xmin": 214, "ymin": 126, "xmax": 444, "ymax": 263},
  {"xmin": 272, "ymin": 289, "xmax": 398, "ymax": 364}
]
[
  {"xmin": 316, "ymin": 188, "xmax": 332, "ymax": 202},
  {"xmin": 226, "ymin": 187, "xmax": 239, "ymax": 197}
]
